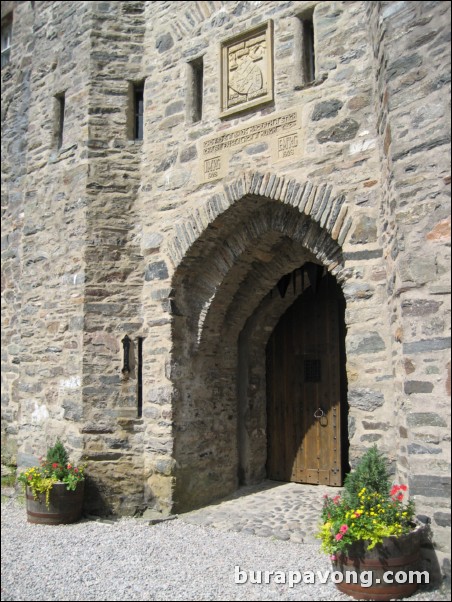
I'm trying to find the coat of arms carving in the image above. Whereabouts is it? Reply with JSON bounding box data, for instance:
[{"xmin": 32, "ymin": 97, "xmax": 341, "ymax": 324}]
[{"xmin": 221, "ymin": 21, "xmax": 274, "ymax": 118}]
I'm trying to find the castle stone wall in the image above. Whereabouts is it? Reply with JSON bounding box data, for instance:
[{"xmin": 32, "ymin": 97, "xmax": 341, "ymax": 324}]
[{"xmin": 1, "ymin": 0, "xmax": 450, "ymax": 577}]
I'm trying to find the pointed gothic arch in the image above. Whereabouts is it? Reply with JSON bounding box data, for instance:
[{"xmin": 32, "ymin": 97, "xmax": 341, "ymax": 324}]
[
  {"xmin": 165, "ymin": 170, "xmax": 352, "ymax": 271},
  {"xmin": 166, "ymin": 170, "xmax": 352, "ymax": 512}
]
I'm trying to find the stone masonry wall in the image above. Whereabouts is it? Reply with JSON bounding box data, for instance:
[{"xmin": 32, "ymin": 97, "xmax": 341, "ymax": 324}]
[
  {"xmin": 1, "ymin": 0, "xmax": 29, "ymax": 464},
  {"xmin": 369, "ymin": 1, "xmax": 451, "ymax": 578},
  {"xmin": 82, "ymin": 0, "xmax": 147, "ymax": 515},
  {"xmin": 140, "ymin": 0, "xmax": 396, "ymax": 514},
  {"xmin": 2, "ymin": 0, "xmax": 92, "ymax": 466},
  {"xmin": 1, "ymin": 0, "xmax": 450, "ymax": 577}
]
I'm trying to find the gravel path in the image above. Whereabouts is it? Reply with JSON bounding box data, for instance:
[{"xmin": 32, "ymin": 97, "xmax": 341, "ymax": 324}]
[{"xmin": 1, "ymin": 496, "xmax": 449, "ymax": 601}]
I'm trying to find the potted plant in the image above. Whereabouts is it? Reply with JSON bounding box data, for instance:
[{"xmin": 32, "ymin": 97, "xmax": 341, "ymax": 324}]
[
  {"xmin": 18, "ymin": 438, "xmax": 86, "ymax": 525},
  {"xmin": 317, "ymin": 446, "xmax": 427, "ymax": 601}
]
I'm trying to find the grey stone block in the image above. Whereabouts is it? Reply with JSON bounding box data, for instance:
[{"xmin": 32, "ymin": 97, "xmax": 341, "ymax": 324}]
[
  {"xmin": 403, "ymin": 337, "xmax": 451, "ymax": 354},
  {"xmin": 348, "ymin": 388, "xmax": 385, "ymax": 411},
  {"xmin": 407, "ymin": 413, "xmax": 447, "ymax": 428},
  {"xmin": 407, "ymin": 443, "xmax": 441, "ymax": 455},
  {"xmin": 348, "ymin": 332, "xmax": 386, "ymax": 355},
  {"xmin": 317, "ymin": 119, "xmax": 360, "ymax": 143},
  {"xmin": 409, "ymin": 475, "xmax": 451, "ymax": 498},
  {"xmin": 404, "ymin": 381, "xmax": 434, "ymax": 395},
  {"xmin": 145, "ymin": 261, "xmax": 169, "ymax": 282},
  {"xmin": 156, "ymin": 32, "xmax": 174, "ymax": 53},
  {"xmin": 434, "ymin": 512, "xmax": 451, "ymax": 528},
  {"xmin": 312, "ymin": 99, "xmax": 343, "ymax": 121}
]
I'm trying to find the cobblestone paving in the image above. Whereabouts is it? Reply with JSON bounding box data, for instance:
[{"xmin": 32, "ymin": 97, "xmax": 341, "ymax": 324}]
[{"xmin": 179, "ymin": 480, "xmax": 339, "ymax": 544}]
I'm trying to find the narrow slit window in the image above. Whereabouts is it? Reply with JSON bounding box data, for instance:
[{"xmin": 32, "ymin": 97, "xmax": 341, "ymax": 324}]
[
  {"xmin": 187, "ymin": 57, "xmax": 204, "ymax": 123},
  {"xmin": 55, "ymin": 93, "xmax": 66, "ymax": 150},
  {"xmin": 294, "ymin": 13, "xmax": 316, "ymax": 89},
  {"xmin": 133, "ymin": 83, "xmax": 144, "ymax": 141},
  {"xmin": 1, "ymin": 15, "xmax": 13, "ymax": 69},
  {"xmin": 137, "ymin": 337, "xmax": 144, "ymax": 418},
  {"xmin": 303, "ymin": 18, "xmax": 315, "ymax": 84}
]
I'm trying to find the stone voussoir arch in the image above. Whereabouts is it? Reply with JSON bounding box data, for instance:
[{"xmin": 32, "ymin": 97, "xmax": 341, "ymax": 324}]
[
  {"xmin": 167, "ymin": 171, "xmax": 355, "ymax": 511},
  {"xmin": 165, "ymin": 169, "xmax": 353, "ymax": 279}
]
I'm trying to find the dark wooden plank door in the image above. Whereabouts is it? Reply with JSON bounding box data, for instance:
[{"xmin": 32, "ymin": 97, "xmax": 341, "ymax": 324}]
[{"xmin": 266, "ymin": 272, "xmax": 343, "ymax": 486}]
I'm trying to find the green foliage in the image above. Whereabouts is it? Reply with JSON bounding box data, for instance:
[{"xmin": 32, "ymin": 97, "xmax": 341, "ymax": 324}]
[
  {"xmin": 18, "ymin": 467, "xmax": 57, "ymax": 508},
  {"xmin": 317, "ymin": 447, "xmax": 416, "ymax": 558},
  {"xmin": 343, "ymin": 445, "xmax": 391, "ymax": 508},
  {"xmin": 46, "ymin": 438, "xmax": 69, "ymax": 477},
  {"xmin": 17, "ymin": 439, "xmax": 86, "ymax": 508}
]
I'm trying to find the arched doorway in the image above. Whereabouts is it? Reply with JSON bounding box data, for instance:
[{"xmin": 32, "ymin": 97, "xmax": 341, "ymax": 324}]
[
  {"xmin": 167, "ymin": 174, "xmax": 351, "ymax": 512},
  {"xmin": 266, "ymin": 267, "xmax": 347, "ymax": 486}
]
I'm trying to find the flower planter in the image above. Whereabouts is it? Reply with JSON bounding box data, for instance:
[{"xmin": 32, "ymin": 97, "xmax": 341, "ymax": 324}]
[
  {"xmin": 331, "ymin": 523, "xmax": 426, "ymax": 601},
  {"xmin": 26, "ymin": 481, "xmax": 85, "ymax": 525}
]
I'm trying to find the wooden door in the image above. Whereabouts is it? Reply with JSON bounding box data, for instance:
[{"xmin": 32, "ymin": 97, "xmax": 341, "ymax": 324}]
[{"xmin": 266, "ymin": 272, "xmax": 343, "ymax": 486}]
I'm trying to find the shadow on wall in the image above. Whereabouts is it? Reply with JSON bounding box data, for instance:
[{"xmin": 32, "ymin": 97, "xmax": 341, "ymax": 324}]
[
  {"xmin": 82, "ymin": 474, "xmax": 114, "ymax": 516},
  {"xmin": 419, "ymin": 520, "xmax": 448, "ymax": 588}
]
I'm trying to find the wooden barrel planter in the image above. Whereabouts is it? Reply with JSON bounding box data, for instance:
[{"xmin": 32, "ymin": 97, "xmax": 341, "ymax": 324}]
[
  {"xmin": 26, "ymin": 481, "xmax": 85, "ymax": 525},
  {"xmin": 332, "ymin": 524, "xmax": 427, "ymax": 601}
]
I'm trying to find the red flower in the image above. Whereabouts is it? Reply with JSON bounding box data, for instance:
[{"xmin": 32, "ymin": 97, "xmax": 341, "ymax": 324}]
[
  {"xmin": 67, "ymin": 464, "xmax": 72, "ymax": 469},
  {"xmin": 52, "ymin": 463, "xmax": 59, "ymax": 469},
  {"xmin": 333, "ymin": 495, "xmax": 341, "ymax": 504},
  {"xmin": 340, "ymin": 524, "xmax": 349, "ymax": 533},
  {"xmin": 335, "ymin": 533, "xmax": 344, "ymax": 541},
  {"xmin": 390, "ymin": 485, "xmax": 399, "ymax": 496},
  {"xmin": 400, "ymin": 484, "xmax": 408, "ymax": 491},
  {"xmin": 74, "ymin": 468, "xmax": 79, "ymax": 473},
  {"xmin": 397, "ymin": 493, "xmax": 404, "ymax": 501}
]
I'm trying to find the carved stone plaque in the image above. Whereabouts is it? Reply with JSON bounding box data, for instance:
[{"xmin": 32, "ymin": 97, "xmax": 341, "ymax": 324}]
[
  {"xmin": 199, "ymin": 108, "xmax": 303, "ymax": 183},
  {"xmin": 221, "ymin": 21, "xmax": 274, "ymax": 118}
]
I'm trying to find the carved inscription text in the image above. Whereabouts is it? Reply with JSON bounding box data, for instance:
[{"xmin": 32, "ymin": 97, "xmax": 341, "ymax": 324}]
[
  {"xmin": 199, "ymin": 108, "xmax": 303, "ymax": 183},
  {"xmin": 203, "ymin": 112, "xmax": 298, "ymax": 156}
]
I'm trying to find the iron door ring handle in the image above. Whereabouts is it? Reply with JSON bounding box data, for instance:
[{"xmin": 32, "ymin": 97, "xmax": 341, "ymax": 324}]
[{"xmin": 314, "ymin": 408, "xmax": 325, "ymax": 419}]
